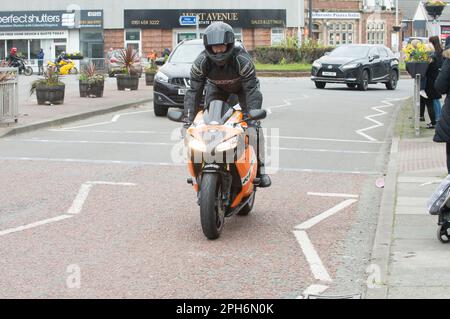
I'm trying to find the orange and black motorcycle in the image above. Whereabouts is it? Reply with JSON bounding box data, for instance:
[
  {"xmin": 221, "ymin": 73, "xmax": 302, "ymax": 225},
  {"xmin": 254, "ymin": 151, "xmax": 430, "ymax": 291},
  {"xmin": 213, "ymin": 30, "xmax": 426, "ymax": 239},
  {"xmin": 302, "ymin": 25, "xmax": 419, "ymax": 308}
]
[{"xmin": 168, "ymin": 100, "xmax": 267, "ymax": 240}]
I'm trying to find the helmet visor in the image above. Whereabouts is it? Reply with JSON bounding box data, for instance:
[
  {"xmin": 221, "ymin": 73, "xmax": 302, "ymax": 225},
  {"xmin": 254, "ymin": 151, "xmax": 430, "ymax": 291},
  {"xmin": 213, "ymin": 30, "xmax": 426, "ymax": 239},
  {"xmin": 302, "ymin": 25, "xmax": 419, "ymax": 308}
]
[{"xmin": 205, "ymin": 31, "xmax": 234, "ymax": 46}]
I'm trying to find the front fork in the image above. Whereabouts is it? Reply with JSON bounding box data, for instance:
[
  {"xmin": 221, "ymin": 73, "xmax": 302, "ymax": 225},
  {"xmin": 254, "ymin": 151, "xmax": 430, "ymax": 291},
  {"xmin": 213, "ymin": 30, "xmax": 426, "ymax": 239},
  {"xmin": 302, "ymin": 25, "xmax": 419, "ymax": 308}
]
[{"xmin": 195, "ymin": 167, "xmax": 232, "ymax": 208}]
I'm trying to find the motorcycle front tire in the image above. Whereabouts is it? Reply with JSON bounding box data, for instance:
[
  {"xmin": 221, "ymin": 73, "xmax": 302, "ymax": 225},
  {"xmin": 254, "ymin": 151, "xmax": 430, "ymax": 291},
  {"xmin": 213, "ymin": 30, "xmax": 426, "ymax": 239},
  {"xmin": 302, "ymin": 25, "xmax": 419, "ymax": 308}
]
[
  {"xmin": 24, "ymin": 67, "xmax": 33, "ymax": 76},
  {"xmin": 200, "ymin": 173, "xmax": 225, "ymax": 240}
]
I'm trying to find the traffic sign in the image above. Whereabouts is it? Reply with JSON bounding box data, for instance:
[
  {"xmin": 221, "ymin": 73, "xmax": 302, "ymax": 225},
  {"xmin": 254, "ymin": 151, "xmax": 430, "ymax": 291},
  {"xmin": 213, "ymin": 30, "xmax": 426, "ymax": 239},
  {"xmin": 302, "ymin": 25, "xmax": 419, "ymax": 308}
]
[{"xmin": 179, "ymin": 15, "xmax": 197, "ymax": 26}]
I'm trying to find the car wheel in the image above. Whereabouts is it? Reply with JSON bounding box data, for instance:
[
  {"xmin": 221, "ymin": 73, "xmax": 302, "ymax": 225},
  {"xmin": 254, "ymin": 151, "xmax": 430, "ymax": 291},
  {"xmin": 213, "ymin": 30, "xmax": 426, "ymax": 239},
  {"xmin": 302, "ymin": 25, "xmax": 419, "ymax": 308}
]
[
  {"xmin": 347, "ymin": 83, "xmax": 357, "ymax": 89},
  {"xmin": 154, "ymin": 102, "xmax": 168, "ymax": 117},
  {"xmin": 315, "ymin": 81, "xmax": 326, "ymax": 89},
  {"xmin": 386, "ymin": 70, "xmax": 398, "ymax": 90},
  {"xmin": 357, "ymin": 70, "xmax": 369, "ymax": 91}
]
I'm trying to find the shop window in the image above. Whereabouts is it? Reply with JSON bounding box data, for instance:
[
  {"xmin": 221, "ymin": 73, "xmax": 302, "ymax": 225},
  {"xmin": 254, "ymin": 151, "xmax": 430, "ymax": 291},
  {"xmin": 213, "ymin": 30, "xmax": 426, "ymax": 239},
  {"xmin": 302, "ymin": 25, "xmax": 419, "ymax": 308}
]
[
  {"xmin": 80, "ymin": 29, "xmax": 104, "ymax": 59},
  {"xmin": 29, "ymin": 40, "xmax": 41, "ymax": 59},
  {"xmin": 7, "ymin": 40, "xmax": 28, "ymax": 59},
  {"xmin": 271, "ymin": 28, "xmax": 284, "ymax": 45}
]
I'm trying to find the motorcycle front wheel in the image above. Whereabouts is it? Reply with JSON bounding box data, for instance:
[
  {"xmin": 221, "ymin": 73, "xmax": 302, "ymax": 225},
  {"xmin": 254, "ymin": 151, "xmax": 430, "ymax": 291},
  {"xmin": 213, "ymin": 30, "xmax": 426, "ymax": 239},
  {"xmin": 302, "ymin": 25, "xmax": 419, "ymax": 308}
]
[
  {"xmin": 69, "ymin": 67, "xmax": 78, "ymax": 75},
  {"xmin": 200, "ymin": 173, "xmax": 225, "ymax": 240}
]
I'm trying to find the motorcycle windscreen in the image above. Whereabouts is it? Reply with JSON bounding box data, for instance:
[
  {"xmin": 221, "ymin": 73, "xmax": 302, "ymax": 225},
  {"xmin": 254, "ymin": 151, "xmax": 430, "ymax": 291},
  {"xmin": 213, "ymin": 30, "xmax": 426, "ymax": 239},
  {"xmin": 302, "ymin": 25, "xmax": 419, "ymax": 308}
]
[{"xmin": 203, "ymin": 100, "xmax": 232, "ymax": 125}]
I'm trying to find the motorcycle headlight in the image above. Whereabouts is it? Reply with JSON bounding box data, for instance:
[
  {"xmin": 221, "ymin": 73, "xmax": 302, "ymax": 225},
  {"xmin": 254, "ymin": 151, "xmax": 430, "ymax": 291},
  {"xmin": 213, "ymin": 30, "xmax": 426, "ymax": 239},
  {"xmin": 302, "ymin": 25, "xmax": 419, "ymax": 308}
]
[
  {"xmin": 188, "ymin": 137, "xmax": 206, "ymax": 152},
  {"xmin": 216, "ymin": 136, "xmax": 238, "ymax": 152},
  {"xmin": 340, "ymin": 63, "xmax": 361, "ymax": 70},
  {"xmin": 155, "ymin": 71, "xmax": 169, "ymax": 83},
  {"xmin": 312, "ymin": 60, "xmax": 322, "ymax": 69}
]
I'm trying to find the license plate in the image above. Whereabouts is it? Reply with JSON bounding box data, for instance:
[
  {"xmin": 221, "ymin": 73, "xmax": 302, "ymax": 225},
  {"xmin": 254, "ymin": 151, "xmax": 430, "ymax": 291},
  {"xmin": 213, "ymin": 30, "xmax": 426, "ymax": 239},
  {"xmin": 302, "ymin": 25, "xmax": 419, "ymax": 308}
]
[
  {"xmin": 322, "ymin": 72, "xmax": 337, "ymax": 77},
  {"xmin": 178, "ymin": 88, "xmax": 187, "ymax": 95}
]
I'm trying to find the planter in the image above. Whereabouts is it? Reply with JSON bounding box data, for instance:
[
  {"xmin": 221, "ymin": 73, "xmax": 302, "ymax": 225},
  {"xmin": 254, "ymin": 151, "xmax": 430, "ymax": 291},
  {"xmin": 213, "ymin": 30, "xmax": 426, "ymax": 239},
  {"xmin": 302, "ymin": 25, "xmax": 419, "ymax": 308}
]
[
  {"xmin": 405, "ymin": 62, "xmax": 429, "ymax": 78},
  {"xmin": 145, "ymin": 72, "xmax": 156, "ymax": 86},
  {"xmin": 116, "ymin": 74, "xmax": 139, "ymax": 91},
  {"xmin": 80, "ymin": 80, "xmax": 104, "ymax": 98},
  {"xmin": 425, "ymin": 4, "xmax": 446, "ymax": 19},
  {"xmin": 65, "ymin": 54, "xmax": 84, "ymax": 60},
  {"xmin": 36, "ymin": 84, "xmax": 65, "ymax": 105}
]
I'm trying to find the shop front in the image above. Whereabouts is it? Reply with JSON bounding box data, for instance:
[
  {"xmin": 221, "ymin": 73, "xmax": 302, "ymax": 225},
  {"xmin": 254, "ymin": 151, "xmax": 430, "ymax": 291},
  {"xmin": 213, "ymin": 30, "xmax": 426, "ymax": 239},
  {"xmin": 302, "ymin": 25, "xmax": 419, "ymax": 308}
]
[{"xmin": 121, "ymin": 9, "xmax": 287, "ymax": 56}]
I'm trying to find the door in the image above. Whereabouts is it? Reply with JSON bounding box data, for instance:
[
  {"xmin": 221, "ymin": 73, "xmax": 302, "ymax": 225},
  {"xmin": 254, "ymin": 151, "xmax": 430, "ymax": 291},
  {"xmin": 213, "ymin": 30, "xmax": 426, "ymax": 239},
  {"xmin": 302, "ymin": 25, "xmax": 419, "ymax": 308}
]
[
  {"xmin": 378, "ymin": 47, "xmax": 391, "ymax": 80},
  {"xmin": 368, "ymin": 47, "xmax": 383, "ymax": 80}
]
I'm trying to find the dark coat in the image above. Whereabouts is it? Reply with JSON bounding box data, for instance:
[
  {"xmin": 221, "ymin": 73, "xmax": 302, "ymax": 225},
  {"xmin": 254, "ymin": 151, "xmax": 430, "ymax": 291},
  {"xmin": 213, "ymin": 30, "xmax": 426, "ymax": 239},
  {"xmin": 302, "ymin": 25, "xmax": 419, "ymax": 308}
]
[
  {"xmin": 426, "ymin": 51, "xmax": 443, "ymax": 99},
  {"xmin": 434, "ymin": 49, "xmax": 450, "ymax": 143}
]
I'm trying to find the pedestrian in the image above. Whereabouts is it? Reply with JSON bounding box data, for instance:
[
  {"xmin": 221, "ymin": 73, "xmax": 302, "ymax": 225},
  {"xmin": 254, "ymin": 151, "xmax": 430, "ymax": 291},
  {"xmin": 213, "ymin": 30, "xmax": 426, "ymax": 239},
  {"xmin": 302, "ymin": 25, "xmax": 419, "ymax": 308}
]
[
  {"xmin": 433, "ymin": 37, "xmax": 450, "ymax": 173},
  {"xmin": 421, "ymin": 36, "xmax": 443, "ymax": 129},
  {"xmin": 37, "ymin": 48, "xmax": 44, "ymax": 75}
]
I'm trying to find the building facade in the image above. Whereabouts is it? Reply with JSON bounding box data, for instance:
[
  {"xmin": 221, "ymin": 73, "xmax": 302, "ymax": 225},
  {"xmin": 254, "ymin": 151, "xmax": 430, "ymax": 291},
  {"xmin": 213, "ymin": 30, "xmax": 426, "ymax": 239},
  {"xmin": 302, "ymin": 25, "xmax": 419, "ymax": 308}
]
[
  {"xmin": 0, "ymin": 0, "xmax": 302, "ymax": 62},
  {"xmin": 305, "ymin": 0, "xmax": 401, "ymax": 51}
]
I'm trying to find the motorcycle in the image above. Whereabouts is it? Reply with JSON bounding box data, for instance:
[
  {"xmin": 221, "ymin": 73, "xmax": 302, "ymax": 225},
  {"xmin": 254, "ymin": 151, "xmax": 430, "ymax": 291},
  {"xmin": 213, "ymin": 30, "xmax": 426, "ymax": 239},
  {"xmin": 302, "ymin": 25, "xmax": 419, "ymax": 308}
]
[
  {"xmin": 9, "ymin": 57, "xmax": 33, "ymax": 76},
  {"xmin": 168, "ymin": 100, "xmax": 267, "ymax": 240},
  {"xmin": 47, "ymin": 58, "xmax": 78, "ymax": 75}
]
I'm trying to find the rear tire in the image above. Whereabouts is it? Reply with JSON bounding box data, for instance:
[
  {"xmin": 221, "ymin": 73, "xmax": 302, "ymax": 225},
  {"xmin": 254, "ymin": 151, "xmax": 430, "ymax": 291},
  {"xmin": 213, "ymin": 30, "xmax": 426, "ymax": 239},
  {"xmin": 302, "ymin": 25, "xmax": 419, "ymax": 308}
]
[
  {"xmin": 200, "ymin": 173, "xmax": 225, "ymax": 240},
  {"xmin": 24, "ymin": 67, "xmax": 33, "ymax": 76},
  {"xmin": 357, "ymin": 70, "xmax": 369, "ymax": 91},
  {"xmin": 154, "ymin": 102, "xmax": 168, "ymax": 117},
  {"xmin": 315, "ymin": 81, "xmax": 326, "ymax": 89},
  {"xmin": 237, "ymin": 191, "xmax": 256, "ymax": 216}
]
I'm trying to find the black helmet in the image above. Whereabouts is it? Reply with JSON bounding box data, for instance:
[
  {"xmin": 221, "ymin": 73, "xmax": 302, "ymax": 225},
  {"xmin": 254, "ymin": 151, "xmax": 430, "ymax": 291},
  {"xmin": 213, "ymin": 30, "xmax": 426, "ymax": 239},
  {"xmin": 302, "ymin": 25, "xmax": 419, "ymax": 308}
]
[{"xmin": 203, "ymin": 22, "xmax": 235, "ymax": 66}]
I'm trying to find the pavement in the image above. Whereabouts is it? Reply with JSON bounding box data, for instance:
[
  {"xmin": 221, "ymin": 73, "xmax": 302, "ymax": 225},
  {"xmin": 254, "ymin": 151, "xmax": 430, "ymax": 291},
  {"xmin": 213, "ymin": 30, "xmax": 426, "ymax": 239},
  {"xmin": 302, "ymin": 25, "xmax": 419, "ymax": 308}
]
[
  {"xmin": 0, "ymin": 74, "xmax": 153, "ymax": 138},
  {"xmin": 366, "ymin": 100, "xmax": 450, "ymax": 299}
]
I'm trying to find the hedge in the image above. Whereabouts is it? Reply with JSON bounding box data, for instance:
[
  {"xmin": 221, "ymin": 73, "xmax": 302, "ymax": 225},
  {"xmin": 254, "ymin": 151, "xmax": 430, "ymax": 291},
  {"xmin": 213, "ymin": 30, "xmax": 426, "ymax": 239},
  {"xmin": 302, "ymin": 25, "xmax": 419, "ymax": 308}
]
[{"xmin": 251, "ymin": 45, "xmax": 334, "ymax": 64}]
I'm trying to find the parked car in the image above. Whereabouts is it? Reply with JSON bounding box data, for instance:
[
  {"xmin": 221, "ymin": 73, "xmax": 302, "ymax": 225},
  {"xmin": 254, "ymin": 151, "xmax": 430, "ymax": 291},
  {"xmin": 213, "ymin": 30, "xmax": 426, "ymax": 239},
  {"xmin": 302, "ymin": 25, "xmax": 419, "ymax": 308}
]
[
  {"xmin": 153, "ymin": 39, "xmax": 245, "ymax": 117},
  {"xmin": 311, "ymin": 44, "xmax": 399, "ymax": 91},
  {"xmin": 106, "ymin": 49, "xmax": 143, "ymax": 78}
]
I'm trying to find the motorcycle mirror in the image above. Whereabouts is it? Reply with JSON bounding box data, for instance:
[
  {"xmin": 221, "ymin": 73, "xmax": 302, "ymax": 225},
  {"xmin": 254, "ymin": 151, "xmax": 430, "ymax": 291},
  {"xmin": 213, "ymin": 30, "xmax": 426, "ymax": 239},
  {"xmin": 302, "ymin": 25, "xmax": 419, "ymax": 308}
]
[
  {"xmin": 167, "ymin": 110, "xmax": 184, "ymax": 123},
  {"xmin": 249, "ymin": 109, "xmax": 267, "ymax": 121},
  {"xmin": 155, "ymin": 58, "xmax": 166, "ymax": 66}
]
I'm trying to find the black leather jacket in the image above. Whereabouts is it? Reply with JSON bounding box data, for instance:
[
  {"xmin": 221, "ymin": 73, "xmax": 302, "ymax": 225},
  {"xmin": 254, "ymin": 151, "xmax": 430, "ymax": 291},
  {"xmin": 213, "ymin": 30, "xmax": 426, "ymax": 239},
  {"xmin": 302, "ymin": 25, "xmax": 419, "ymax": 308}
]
[{"xmin": 184, "ymin": 46, "xmax": 262, "ymax": 119}]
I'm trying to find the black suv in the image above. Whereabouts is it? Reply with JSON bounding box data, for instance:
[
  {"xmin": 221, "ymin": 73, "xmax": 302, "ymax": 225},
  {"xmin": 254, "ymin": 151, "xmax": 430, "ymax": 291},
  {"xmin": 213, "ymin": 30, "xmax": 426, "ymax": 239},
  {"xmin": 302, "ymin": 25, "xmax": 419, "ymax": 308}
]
[{"xmin": 311, "ymin": 44, "xmax": 399, "ymax": 91}]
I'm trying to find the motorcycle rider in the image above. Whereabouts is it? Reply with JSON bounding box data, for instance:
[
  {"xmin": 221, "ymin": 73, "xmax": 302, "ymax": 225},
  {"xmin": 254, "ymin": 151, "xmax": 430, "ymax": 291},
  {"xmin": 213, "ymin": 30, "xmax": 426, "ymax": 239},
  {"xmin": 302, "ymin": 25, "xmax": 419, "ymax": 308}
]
[
  {"xmin": 184, "ymin": 22, "xmax": 271, "ymax": 188},
  {"xmin": 7, "ymin": 47, "xmax": 21, "ymax": 68}
]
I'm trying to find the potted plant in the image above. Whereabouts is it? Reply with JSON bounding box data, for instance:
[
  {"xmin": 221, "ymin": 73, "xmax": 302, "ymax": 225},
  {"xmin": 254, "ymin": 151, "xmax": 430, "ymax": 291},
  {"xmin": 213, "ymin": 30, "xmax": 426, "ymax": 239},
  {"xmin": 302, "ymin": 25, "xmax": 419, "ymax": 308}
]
[
  {"xmin": 65, "ymin": 52, "xmax": 84, "ymax": 60},
  {"xmin": 30, "ymin": 66, "xmax": 65, "ymax": 105},
  {"xmin": 0, "ymin": 67, "xmax": 18, "ymax": 122},
  {"xmin": 79, "ymin": 63, "xmax": 105, "ymax": 98},
  {"xmin": 402, "ymin": 40, "xmax": 432, "ymax": 78},
  {"xmin": 115, "ymin": 47, "xmax": 141, "ymax": 91},
  {"xmin": 144, "ymin": 63, "xmax": 157, "ymax": 86},
  {"xmin": 424, "ymin": 1, "xmax": 447, "ymax": 19}
]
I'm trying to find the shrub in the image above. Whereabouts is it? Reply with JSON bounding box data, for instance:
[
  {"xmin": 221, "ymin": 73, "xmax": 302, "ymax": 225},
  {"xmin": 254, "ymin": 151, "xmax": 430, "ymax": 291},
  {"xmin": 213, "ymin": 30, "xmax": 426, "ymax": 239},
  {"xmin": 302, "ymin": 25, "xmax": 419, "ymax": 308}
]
[
  {"xmin": 299, "ymin": 40, "xmax": 334, "ymax": 64},
  {"xmin": 252, "ymin": 47, "xmax": 301, "ymax": 64}
]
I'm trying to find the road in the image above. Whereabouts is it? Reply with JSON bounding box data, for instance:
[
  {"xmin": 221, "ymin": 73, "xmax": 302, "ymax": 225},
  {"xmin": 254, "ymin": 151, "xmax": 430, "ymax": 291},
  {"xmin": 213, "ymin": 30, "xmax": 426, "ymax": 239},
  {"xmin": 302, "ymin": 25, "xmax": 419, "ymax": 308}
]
[{"xmin": 0, "ymin": 78, "xmax": 411, "ymax": 298}]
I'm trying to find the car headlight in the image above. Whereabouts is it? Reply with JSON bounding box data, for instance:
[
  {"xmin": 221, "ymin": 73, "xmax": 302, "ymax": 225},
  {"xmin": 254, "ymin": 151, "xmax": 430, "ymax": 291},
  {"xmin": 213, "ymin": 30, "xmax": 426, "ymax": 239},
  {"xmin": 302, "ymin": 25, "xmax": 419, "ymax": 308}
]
[
  {"xmin": 188, "ymin": 137, "xmax": 206, "ymax": 152},
  {"xmin": 312, "ymin": 60, "xmax": 322, "ymax": 69},
  {"xmin": 216, "ymin": 136, "xmax": 238, "ymax": 152},
  {"xmin": 340, "ymin": 63, "xmax": 361, "ymax": 70},
  {"xmin": 155, "ymin": 71, "xmax": 169, "ymax": 83}
]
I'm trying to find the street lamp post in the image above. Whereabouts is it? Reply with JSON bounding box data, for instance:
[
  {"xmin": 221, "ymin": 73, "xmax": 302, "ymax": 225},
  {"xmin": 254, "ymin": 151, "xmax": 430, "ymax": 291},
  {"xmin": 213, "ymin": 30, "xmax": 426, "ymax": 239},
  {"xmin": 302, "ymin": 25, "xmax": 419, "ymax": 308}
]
[{"xmin": 309, "ymin": 0, "xmax": 313, "ymax": 40}]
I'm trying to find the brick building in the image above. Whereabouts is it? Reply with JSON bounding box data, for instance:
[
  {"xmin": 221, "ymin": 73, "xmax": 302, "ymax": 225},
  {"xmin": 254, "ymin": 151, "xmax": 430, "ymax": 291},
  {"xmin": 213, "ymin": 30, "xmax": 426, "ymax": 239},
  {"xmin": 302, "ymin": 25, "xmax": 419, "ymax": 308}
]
[
  {"xmin": 0, "ymin": 0, "xmax": 302, "ymax": 62},
  {"xmin": 305, "ymin": 0, "xmax": 401, "ymax": 51}
]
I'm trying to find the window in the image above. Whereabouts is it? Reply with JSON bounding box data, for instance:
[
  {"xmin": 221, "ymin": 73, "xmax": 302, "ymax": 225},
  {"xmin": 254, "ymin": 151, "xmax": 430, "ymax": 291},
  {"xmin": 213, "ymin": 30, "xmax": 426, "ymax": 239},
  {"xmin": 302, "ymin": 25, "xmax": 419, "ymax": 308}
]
[
  {"xmin": 0, "ymin": 40, "xmax": 5, "ymax": 60},
  {"xmin": 271, "ymin": 28, "xmax": 284, "ymax": 45},
  {"xmin": 367, "ymin": 22, "xmax": 386, "ymax": 44},
  {"xmin": 80, "ymin": 29, "xmax": 104, "ymax": 59},
  {"xmin": 29, "ymin": 39, "xmax": 41, "ymax": 59},
  {"xmin": 7, "ymin": 40, "xmax": 28, "ymax": 59},
  {"xmin": 125, "ymin": 29, "xmax": 141, "ymax": 55},
  {"xmin": 328, "ymin": 22, "xmax": 355, "ymax": 46}
]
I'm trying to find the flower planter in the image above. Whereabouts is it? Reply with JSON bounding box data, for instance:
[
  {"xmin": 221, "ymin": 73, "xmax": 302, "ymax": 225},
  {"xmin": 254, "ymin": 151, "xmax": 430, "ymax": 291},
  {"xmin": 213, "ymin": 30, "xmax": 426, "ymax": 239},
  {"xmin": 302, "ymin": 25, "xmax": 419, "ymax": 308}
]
[
  {"xmin": 116, "ymin": 74, "xmax": 139, "ymax": 91},
  {"xmin": 80, "ymin": 80, "xmax": 104, "ymax": 98},
  {"xmin": 425, "ymin": 4, "xmax": 446, "ymax": 19},
  {"xmin": 405, "ymin": 62, "xmax": 429, "ymax": 78},
  {"xmin": 36, "ymin": 84, "xmax": 65, "ymax": 105},
  {"xmin": 145, "ymin": 72, "xmax": 156, "ymax": 86}
]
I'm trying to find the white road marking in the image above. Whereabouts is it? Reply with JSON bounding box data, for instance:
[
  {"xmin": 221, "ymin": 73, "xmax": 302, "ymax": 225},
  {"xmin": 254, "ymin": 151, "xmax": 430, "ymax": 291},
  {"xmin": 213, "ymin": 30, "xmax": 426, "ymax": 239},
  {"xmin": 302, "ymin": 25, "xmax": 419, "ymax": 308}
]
[
  {"xmin": 298, "ymin": 284, "xmax": 330, "ymax": 299},
  {"xmin": 295, "ymin": 199, "xmax": 358, "ymax": 230},
  {"xmin": 266, "ymin": 96, "xmax": 309, "ymax": 114},
  {"xmin": 275, "ymin": 147, "xmax": 378, "ymax": 154},
  {"xmin": 48, "ymin": 129, "xmax": 171, "ymax": 134},
  {"xmin": 4, "ymin": 138, "xmax": 176, "ymax": 147},
  {"xmin": 0, "ymin": 181, "xmax": 136, "ymax": 237},
  {"xmin": 0, "ymin": 215, "xmax": 73, "ymax": 237},
  {"xmin": 307, "ymin": 192, "xmax": 359, "ymax": 198},
  {"xmin": 270, "ymin": 135, "xmax": 385, "ymax": 144},
  {"xmin": 0, "ymin": 156, "xmax": 379, "ymax": 175},
  {"xmin": 356, "ymin": 97, "xmax": 409, "ymax": 142},
  {"xmin": 67, "ymin": 181, "xmax": 136, "ymax": 215},
  {"xmin": 293, "ymin": 230, "xmax": 333, "ymax": 282},
  {"xmin": 59, "ymin": 110, "xmax": 153, "ymax": 130}
]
